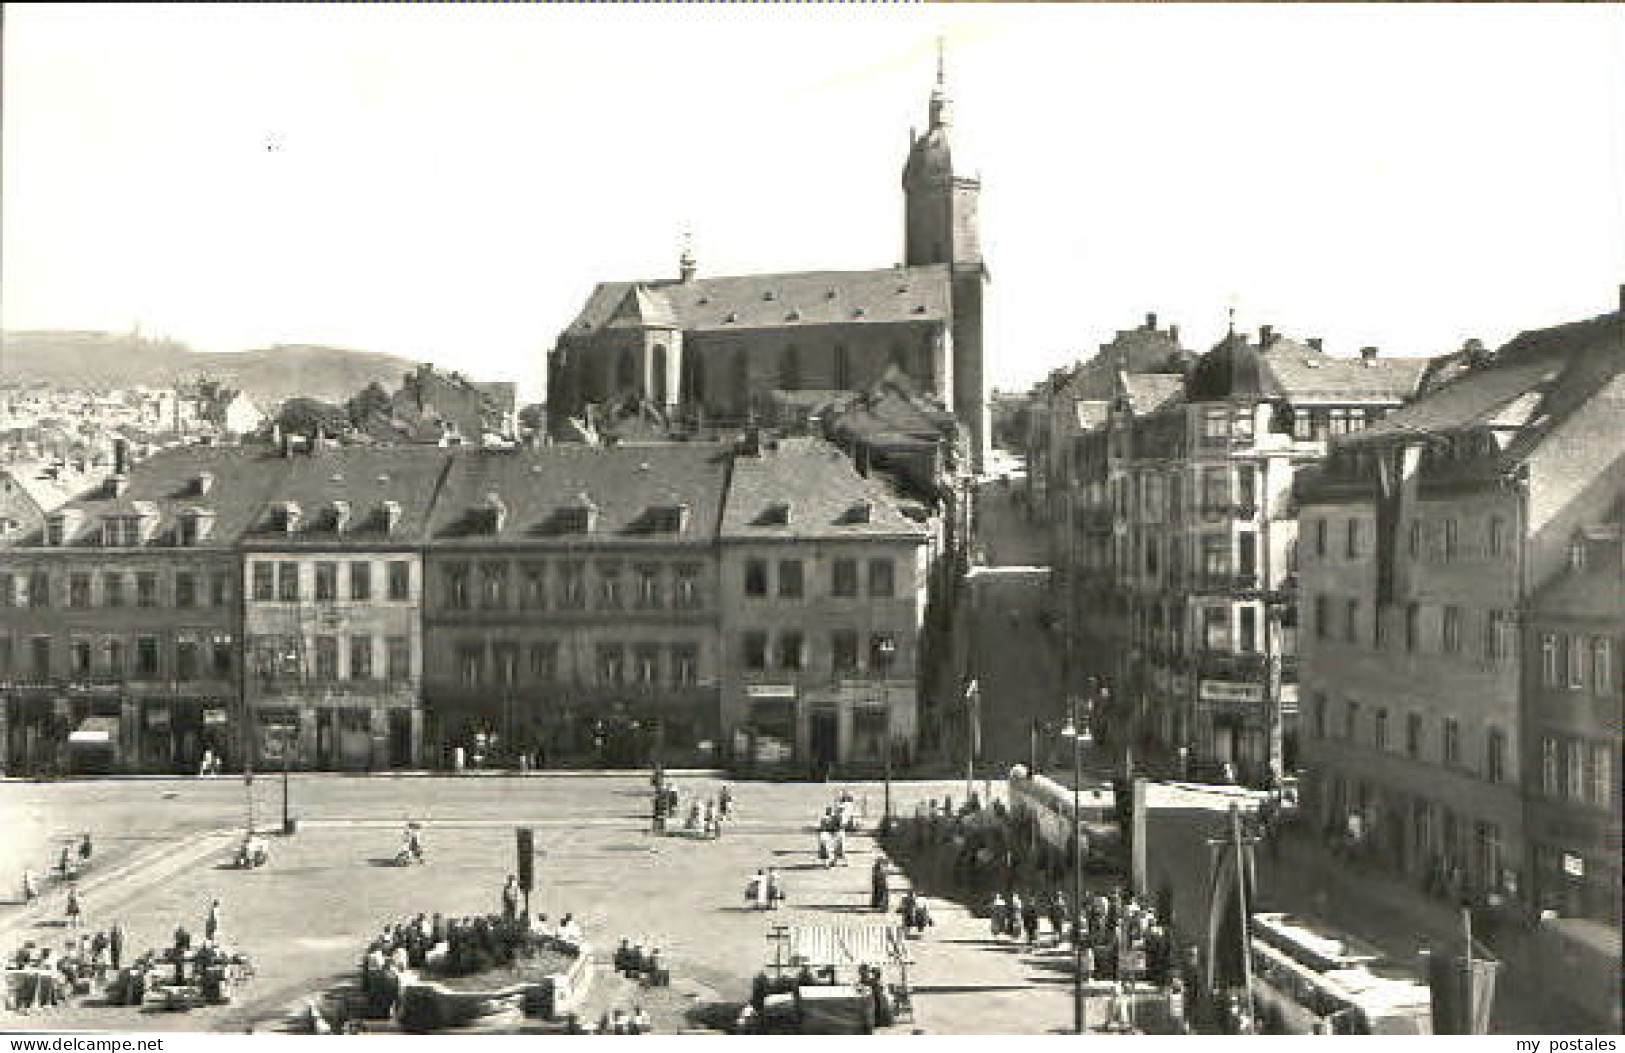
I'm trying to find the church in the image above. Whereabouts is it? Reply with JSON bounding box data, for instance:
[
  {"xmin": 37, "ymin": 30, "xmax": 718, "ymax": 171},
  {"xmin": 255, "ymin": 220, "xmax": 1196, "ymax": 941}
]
[{"xmin": 546, "ymin": 52, "xmax": 990, "ymax": 471}]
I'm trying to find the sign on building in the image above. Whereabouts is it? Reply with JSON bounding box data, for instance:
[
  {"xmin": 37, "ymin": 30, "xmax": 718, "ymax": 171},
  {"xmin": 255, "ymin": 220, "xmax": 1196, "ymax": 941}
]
[{"xmin": 1198, "ymin": 680, "xmax": 1264, "ymax": 704}]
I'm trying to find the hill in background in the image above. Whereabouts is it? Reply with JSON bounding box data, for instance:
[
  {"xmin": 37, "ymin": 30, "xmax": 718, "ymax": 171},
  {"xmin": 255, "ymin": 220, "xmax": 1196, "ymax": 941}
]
[{"xmin": 1, "ymin": 329, "xmax": 432, "ymax": 405}]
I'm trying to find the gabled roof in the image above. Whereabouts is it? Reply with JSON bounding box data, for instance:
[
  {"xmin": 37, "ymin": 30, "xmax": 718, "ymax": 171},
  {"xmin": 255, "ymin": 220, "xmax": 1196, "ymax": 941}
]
[
  {"xmin": 242, "ymin": 448, "xmax": 454, "ymax": 546},
  {"xmin": 428, "ymin": 443, "xmax": 731, "ymax": 546},
  {"xmin": 722, "ymin": 437, "xmax": 930, "ymax": 541},
  {"xmin": 21, "ymin": 446, "xmax": 288, "ymax": 549},
  {"xmin": 563, "ymin": 266, "xmax": 952, "ymax": 338},
  {"xmin": 1120, "ymin": 373, "xmax": 1186, "ymax": 413},
  {"xmin": 1261, "ymin": 342, "xmax": 1429, "ymax": 402},
  {"xmin": 1, "ymin": 461, "xmax": 109, "ymax": 518},
  {"xmin": 606, "ymin": 286, "xmax": 679, "ymax": 330}
]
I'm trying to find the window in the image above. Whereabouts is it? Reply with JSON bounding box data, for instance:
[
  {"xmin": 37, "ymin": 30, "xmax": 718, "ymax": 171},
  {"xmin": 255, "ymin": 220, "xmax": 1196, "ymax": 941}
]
[
  {"xmin": 175, "ymin": 639, "xmax": 199, "ymax": 681},
  {"xmin": 596, "ymin": 564, "xmax": 621, "ymax": 609},
  {"xmin": 674, "ymin": 565, "xmax": 701, "ymax": 610},
  {"xmin": 349, "ymin": 636, "xmax": 372, "ymax": 680},
  {"xmin": 1344, "ymin": 599, "xmax": 1360, "ymax": 644},
  {"xmin": 1200, "ymin": 409, "xmax": 1230, "ymax": 447},
  {"xmin": 1541, "ymin": 738, "xmax": 1560, "ymax": 797},
  {"xmin": 521, "ymin": 564, "xmax": 548, "ymax": 610},
  {"xmin": 636, "ymin": 566, "xmax": 663, "ymax": 609},
  {"xmin": 1346, "ymin": 519, "xmax": 1362, "ymax": 559},
  {"xmin": 1, "ymin": 572, "xmax": 19, "ymax": 608},
  {"xmin": 137, "ymin": 571, "xmax": 159, "ymax": 608},
  {"xmin": 314, "ymin": 636, "xmax": 338, "ymax": 680},
  {"xmin": 1237, "ymin": 532, "xmax": 1257, "ymax": 581},
  {"xmin": 1203, "ymin": 606, "xmax": 1230, "ymax": 650},
  {"xmin": 386, "ymin": 636, "xmax": 410, "ymax": 681},
  {"xmin": 833, "ymin": 631, "xmax": 860, "ymax": 675},
  {"xmin": 1374, "ymin": 709, "xmax": 1388, "ymax": 751},
  {"xmin": 27, "ymin": 570, "xmax": 49, "ymax": 608},
  {"xmin": 1344, "ymin": 700, "xmax": 1359, "ymax": 741},
  {"xmin": 870, "ymin": 633, "xmax": 898, "ymax": 675},
  {"xmin": 210, "ymin": 573, "xmax": 230, "ymax": 608},
  {"xmin": 135, "ymin": 636, "xmax": 159, "ymax": 677},
  {"xmin": 1487, "ymin": 516, "xmax": 1506, "ymax": 557},
  {"xmin": 560, "ymin": 563, "xmax": 586, "ymax": 609},
  {"xmin": 868, "ymin": 559, "xmax": 895, "ymax": 598},
  {"xmin": 27, "ymin": 636, "xmax": 50, "ymax": 677},
  {"xmin": 1486, "ymin": 728, "xmax": 1505, "ymax": 784},
  {"xmin": 1405, "ymin": 603, "xmax": 1420, "ymax": 653},
  {"xmin": 777, "ymin": 632, "xmax": 804, "ymax": 671},
  {"xmin": 1567, "ymin": 635, "xmax": 1585, "ymax": 690},
  {"xmin": 597, "ymin": 644, "xmax": 624, "ymax": 686},
  {"xmin": 832, "ymin": 559, "xmax": 858, "ymax": 598},
  {"xmin": 1314, "ymin": 595, "xmax": 1330, "ymax": 640},
  {"xmin": 350, "ymin": 562, "xmax": 372, "ymax": 601},
  {"xmin": 1443, "ymin": 717, "xmax": 1460, "ymax": 766},
  {"xmin": 1441, "ymin": 605, "xmax": 1461, "ymax": 654},
  {"xmin": 277, "ymin": 562, "xmax": 299, "ymax": 602},
  {"xmin": 744, "ymin": 559, "xmax": 768, "ymax": 598},
  {"xmin": 252, "ymin": 563, "xmax": 273, "ymax": 602},
  {"xmin": 1569, "ymin": 539, "xmax": 1586, "ymax": 571},
  {"xmin": 459, "ymin": 644, "xmax": 484, "ymax": 686},
  {"xmin": 175, "ymin": 572, "xmax": 197, "ymax": 609},
  {"xmin": 671, "ymin": 644, "xmax": 698, "ymax": 686},
  {"xmin": 1200, "ymin": 467, "xmax": 1229, "ymax": 514},
  {"xmin": 315, "ymin": 562, "xmax": 337, "ymax": 602},
  {"xmin": 1237, "ymin": 465, "xmax": 1257, "ymax": 509},
  {"xmin": 634, "ymin": 645, "xmax": 660, "ymax": 686},
  {"xmin": 1592, "ymin": 638, "xmax": 1613, "ymax": 695},
  {"xmin": 1314, "ymin": 518, "xmax": 1328, "ymax": 560},
  {"xmin": 388, "ymin": 561, "xmax": 411, "ymax": 601},
  {"xmin": 444, "ymin": 564, "xmax": 471, "ymax": 610},
  {"xmin": 71, "ymin": 639, "xmax": 93, "ymax": 677},
  {"xmin": 1406, "ymin": 713, "xmax": 1423, "ymax": 759},
  {"xmin": 211, "ymin": 634, "xmax": 232, "ymax": 678},
  {"xmin": 1408, "ymin": 520, "xmax": 1424, "ymax": 559},
  {"xmin": 1442, "ymin": 518, "xmax": 1459, "ymax": 562},
  {"xmin": 529, "ymin": 642, "xmax": 558, "ymax": 683},
  {"xmin": 104, "ymin": 639, "xmax": 125, "ymax": 676},
  {"xmin": 778, "ymin": 560, "xmax": 804, "ymax": 599},
  {"xmin": 493, "ymin": 644, "xmax": 520, "ymax": 688},
  {"xmin": 1588, "ymin": 743, "xmax": 1611, "ymax": 807},
  {"xmin": 481, "ymin": 563, "xmax": 509, "ymax": 609},
  {"xmin": 1239, "ymin": 606, "xmax": 1258, "ymax": 653},
  {"xmin": 1542, "ymin": 633, "xmax": 1560, "ymax": 686},
  {"xmin": 742, "ymin": 632, "xmax": 768, "ymax": 672},
  {"xmin": 1565, "ymin": 740, "xmax": 1585, "ymax": 801},
  {"xmin": 1312, "ymin": 693, "xmax": 1327, "ymax": 739}
]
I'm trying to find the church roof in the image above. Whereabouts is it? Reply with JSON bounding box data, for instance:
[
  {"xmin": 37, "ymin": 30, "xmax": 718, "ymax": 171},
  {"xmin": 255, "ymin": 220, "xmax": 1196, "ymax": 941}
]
[{"xmin": 563, "ymin": 265, "xmax": 953, "ymax": 339}]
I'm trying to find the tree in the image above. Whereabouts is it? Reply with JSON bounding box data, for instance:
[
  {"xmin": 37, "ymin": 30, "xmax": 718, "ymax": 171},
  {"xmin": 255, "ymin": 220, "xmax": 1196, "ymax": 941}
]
[
  {"xmin": 274, "ymin": 397, "xmax": 349, "ymax": 436},
  {"xmin": 346, "ymin": 381, "xmax": 393, "ymax": 428}
]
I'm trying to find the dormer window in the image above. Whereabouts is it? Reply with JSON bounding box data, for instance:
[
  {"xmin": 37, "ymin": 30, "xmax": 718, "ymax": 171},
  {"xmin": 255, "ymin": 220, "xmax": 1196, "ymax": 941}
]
[
  {"xmin": 647, "ymin": 504, "xmax": 690, "ymax": 533},
  {"xmin": 382, "ymin": 500, "xmax": 403, "ymax": 535},
  {"xmin": 558, "ymin": 493, "xmax": 599, "ymax": 534},
  {"xmin": 1569, "ymin": 537, "xmax": 1587, "ymax": 571},
  {"xmin": 100, "ymin": 514, "xmax": 138, "ymax": 548},
  {"xmin": 484, "ymin": 491, "xmax": 508, "ymax": 533},
  {"xmin": 329, "ymin": 500, "xmax": 352, "ymax": 534},
  {"xmin": 48, "ymin": 511, "xmax": 80, "ymax": 547},
  {"xmin": 842, "ymin": 500, "xmax": 873, "ymax": 525},
  {"xmin": 178, "ymin": 507, "xmax": 216, "ymax": 546},
  {"xmin": 277, "ymin": 501, "xmax": 303, "ymax": 534},
  {"xmin": 195, "ymin": 472, "xmax": 215, "ymax": 496},
  {"xmin": 761, "ymin": 500, "xmax": 792, "ymax": 526}
]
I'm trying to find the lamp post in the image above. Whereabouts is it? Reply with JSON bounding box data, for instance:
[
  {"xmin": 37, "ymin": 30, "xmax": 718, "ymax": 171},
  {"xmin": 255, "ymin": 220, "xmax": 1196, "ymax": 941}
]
[
  {"xmin": 876, "ymin": 638, "xmax": 897, "ymax": 830},
  {"xmin": 1062, "ymin": 702, "xmax": 1094, "ymax": 1035}
]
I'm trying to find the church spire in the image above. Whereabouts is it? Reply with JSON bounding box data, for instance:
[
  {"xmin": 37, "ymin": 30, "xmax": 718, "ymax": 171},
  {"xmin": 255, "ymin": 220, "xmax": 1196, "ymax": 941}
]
[{"xmin": 928, "ymin": 36, "xmax": 951, "ymax": 130}]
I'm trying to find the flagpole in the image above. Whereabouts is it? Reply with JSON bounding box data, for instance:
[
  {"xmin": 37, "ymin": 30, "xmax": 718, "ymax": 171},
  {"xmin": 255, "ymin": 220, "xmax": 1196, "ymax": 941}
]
[{"xmin": 1230, "ymin": 803, "xmax": 1256, "ymax": 1032}]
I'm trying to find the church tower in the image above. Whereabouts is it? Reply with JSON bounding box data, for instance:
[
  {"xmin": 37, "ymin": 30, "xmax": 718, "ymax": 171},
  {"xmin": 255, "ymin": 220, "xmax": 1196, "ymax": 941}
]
[{"xmin": 902, "ymin": 42, "xmax": 988, "ymax": 471}]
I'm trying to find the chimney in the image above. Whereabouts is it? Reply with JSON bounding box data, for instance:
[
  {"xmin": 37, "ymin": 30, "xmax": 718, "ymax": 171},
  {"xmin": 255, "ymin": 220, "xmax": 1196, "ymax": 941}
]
[
  {"xmin": 1168, "ymin": 324, "xmax": 1181, "ymax": 345},
  {"xmin": 382, "ymin": 500, "xmax": 403, "ymax": 535},
  {"xmin": 1145, "ymin": 312, "xmax": 1158, "ymax": 331},
  {"xmin": 1306, "ymin": 338, "xmax": 1323, "ymax": 352},
  {"xmin": 1258, "ymin": 324, "xmax": 1275, "ymax": 348},
  {"xmin": 1360, "ymin": 346, "xmax": 1380, "ymax": 362}
]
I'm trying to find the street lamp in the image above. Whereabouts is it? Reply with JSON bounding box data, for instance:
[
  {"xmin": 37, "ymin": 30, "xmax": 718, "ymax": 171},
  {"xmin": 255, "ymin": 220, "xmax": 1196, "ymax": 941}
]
[
  {"xmin": 1061, "ymin": 703, "xmax": 1095, "ymax": 1035},
  {"xmin": 876, "ymin": 638, "xmax": 898, "ymax": 830}
]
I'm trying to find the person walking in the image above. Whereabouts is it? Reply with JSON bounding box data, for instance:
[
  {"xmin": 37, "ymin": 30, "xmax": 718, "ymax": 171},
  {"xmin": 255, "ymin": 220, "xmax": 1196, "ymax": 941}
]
[
  {"xmin": 1020, "ymin": 894, "xmax": 1041, "ymax": 950},
  {"xmin": 65, "ymin": 888, "xmax": 83, "ymax": 929},
  {"xmin": 1047, "ymin": 891, "xmax": 1067, "ymax": 946},
  {"xmin": 989, "ymin": 893, "xmax": 1008, "ymax": 939},
  {"xmin": 1008, "ymin": 893, "xmax": 1025, "ymax": 939},
  {"xmin": 871, "ymin": 859, "xmax": 890, "ymax": 912},
  {"xmin": 205, "ymin": 898, "xmax": 221, "ymax": 942},
  {"xmin": 109, "ymin": 921, "xmax": 124, "ymax": 971}
]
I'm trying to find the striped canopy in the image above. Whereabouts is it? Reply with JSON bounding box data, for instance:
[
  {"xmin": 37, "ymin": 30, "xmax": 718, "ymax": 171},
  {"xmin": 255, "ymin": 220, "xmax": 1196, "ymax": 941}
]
[{"xmin": 785, "ymin": 925, "xmax": 908, "ymax": 967}]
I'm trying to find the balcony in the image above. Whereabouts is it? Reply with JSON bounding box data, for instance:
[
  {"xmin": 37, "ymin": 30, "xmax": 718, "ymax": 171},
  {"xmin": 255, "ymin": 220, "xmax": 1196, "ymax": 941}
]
[{"xmin": 1192, "ymin": 571, "xmax": 1260, "ymax": 594}]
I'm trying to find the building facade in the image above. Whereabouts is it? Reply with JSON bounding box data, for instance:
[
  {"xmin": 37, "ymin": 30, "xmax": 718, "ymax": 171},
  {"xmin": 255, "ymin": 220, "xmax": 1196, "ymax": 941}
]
[
  {"xmin": 547, "ymin": 55, "xmax": 989, "ymax": 470},
  {"xmin": 421, "ymin": 444, "xmax": 730, "ymax": 768},
  {"xmin": 0, "ymin": 447, "xmax": 255, "ymax": 775},
  {"xmin": 719, "ymin": 438, "xmax": 929, "ymax": 772},
  {"xmin": 1296, "ymin": 295, "xmax": 1624, "ymax": 904},
  {"xmin": 240, "ymin": 448, "xmax": 448, "ymax": 771}
]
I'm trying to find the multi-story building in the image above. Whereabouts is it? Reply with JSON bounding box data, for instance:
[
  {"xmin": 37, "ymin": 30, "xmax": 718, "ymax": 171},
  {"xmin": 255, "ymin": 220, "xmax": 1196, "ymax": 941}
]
[
  {"xmin": 1522, "ymin": 515, "xmax": 1622, "ymax": 926},
  {"xmin": 240, "ymin": 447, "xmax": 449, "ymax": 770},
  {"xmin": 719, "ymin": 436, "xmax": 930, "ymax": 772},
  {"xmin": 0, "ymin": 445, "xmax": 262, "ymax": 774},
  {"xmin": 1061, "ymin": 325, "xmax": 1429, "ymax": 781},
  {"xmin": 1296, "ymin": 294, "xmax": 1624, "ymax": 903},
  {"xmin": 422, "ymin": 443, "xmax": 731, "ymax": 768}
]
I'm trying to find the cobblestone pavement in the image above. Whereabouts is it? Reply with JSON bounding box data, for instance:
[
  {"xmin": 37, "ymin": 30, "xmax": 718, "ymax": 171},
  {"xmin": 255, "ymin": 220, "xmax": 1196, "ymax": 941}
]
[{"xmin": 0, "ymin": 776, "xmax": 1127, "ymax": 1035}]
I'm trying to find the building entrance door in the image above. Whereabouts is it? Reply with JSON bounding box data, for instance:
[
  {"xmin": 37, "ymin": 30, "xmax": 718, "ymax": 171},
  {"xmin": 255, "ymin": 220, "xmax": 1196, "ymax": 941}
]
[
  {"xmin": 388, "ymin": 710, "xmax": 413, "ymax": 769},
  {"xmin": 810, "ymin": 710, "xmax": 839, "ymax": 777}
]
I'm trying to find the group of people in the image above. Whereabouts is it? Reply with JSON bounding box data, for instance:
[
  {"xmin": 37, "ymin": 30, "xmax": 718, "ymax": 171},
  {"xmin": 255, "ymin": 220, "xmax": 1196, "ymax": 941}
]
[
  {"xmin": 564, "ymin": 1006, "xmax": 654, "ymax": 1034},
  {"xmin": 612, "ymin": 938, "xmax": 670, "ymax": 987},
  {"xmin": 16, "ymin": 833, "xmax": 94, "ymax": 917},
  {"xmin": 653, "ymin": 781, "xmax": 733, "ymax": 839},
  {"xmin": 4, "ymin": 921, "xmax": 125, "ymax": 1013},
  {"xmin": 743, "ymin": 868, "xmax": 787, "ymax": 911}
]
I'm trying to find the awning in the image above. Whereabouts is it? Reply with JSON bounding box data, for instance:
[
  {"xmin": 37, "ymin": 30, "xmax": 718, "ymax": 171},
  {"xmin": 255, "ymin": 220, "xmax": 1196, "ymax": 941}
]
[
  {"xmin": 68, "ymin": 716, "xmax": 120, "ymax": 745},
  {"xmin": 785, "ymin": 925, "xmax": 908, "ymax": 968}
]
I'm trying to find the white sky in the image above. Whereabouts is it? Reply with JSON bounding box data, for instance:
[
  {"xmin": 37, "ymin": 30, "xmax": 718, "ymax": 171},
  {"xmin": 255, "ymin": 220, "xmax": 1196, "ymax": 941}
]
[{"xmin": 4, "ymin": 3, "xmax": 1623, "ymax": 401}]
